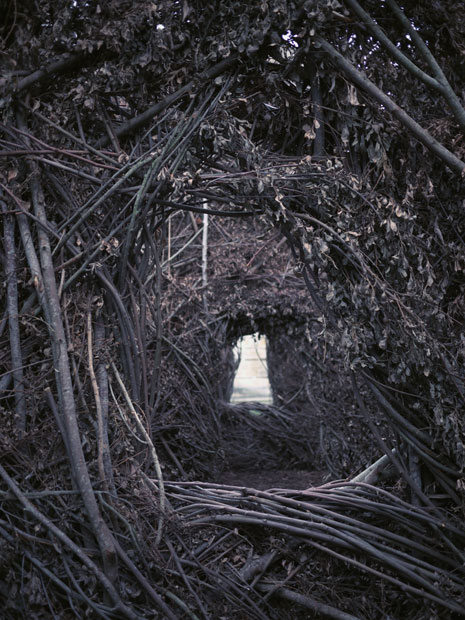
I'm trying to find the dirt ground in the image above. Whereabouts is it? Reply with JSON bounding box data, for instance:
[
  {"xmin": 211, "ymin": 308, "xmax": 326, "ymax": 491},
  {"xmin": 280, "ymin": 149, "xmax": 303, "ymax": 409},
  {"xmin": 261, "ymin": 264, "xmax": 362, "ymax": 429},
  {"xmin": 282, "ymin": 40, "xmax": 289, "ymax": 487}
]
[{"xmin": 215, "ymin": 469, "xmax": 329, "ymax": 490}]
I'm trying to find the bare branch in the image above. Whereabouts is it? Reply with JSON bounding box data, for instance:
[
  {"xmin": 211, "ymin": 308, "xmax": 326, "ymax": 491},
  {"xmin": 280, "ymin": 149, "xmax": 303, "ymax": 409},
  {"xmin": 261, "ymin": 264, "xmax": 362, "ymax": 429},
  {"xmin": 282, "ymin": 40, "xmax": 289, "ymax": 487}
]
[
  {"xmin": 111, "ymin": 362, "xmax": 166, "ymax": 546},
  {"xmin": 385, "ymin": 0, "xmax": 465, "ymax": 132},
  {"xmin": 1, "ymin": 198, "xmax": 26, "ymax": 431},
  {"xmin": 13, "ymin": 53, "xmax": 89, "ymax": 94},
  {"xmin": 315, "ymin": 35, "xmax": 465, "ymax": 176},
  {"xmin": 0, "ymin": 463, "xmax": 139, "ymax": 620},
  {"xmin": 344, "ymin": 0, "xmax": 440, "ymax": 90},
  {"xmin": 95, "ymin": 54, "xmax": 238, "ymax": 147}
]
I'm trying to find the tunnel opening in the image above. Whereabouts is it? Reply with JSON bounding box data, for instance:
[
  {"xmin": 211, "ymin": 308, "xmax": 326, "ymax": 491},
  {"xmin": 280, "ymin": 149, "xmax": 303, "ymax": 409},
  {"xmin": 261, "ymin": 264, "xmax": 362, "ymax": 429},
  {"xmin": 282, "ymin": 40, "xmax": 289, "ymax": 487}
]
[
  {"xmin": 230, "ymin": 333, "xmax": 273, "ymax": 405},
  {"xmin": 211, "ymin": 316, "xmax": 390, "ymax": 490}
]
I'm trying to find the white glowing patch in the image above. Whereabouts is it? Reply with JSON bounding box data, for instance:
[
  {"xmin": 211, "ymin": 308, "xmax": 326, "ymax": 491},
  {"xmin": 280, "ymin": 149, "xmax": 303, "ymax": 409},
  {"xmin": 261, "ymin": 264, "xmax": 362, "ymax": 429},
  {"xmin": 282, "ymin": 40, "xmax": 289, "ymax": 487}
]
[
  {"xmin": 281, "ymin": 29, "xmax": 299, "ymax": 48},
  {"xmin": 231, "ymin": 334, "xmax": 272, "ymax": 404}
]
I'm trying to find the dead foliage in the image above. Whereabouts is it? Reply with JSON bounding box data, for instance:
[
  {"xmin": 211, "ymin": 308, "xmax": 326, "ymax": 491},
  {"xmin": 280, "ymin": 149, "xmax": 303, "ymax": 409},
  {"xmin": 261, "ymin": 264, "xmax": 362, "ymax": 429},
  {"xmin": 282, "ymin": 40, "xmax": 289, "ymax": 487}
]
[{"xmin": 1, "ymin": 1, "xmax": 465, "ymax": 618}]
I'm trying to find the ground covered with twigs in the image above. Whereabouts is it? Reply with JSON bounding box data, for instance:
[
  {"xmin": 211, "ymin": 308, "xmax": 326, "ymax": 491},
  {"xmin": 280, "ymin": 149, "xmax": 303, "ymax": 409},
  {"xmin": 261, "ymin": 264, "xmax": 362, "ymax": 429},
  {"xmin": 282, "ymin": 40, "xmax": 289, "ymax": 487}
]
[{"xmin": 164, "ymin": 479, "xmax": 465, "ymax": 619}]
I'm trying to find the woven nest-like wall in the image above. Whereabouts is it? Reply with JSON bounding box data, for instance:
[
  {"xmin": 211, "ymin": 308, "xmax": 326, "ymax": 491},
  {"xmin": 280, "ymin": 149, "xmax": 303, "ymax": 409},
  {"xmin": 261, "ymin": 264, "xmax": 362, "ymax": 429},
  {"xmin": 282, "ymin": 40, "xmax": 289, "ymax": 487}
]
[
  {"xmin": 3, "ymin": 2, "xmax": 465, "ymax": 616},
  {"xmin": 266, "ymin": 325, "xmax": 389, "ymax": 477}
]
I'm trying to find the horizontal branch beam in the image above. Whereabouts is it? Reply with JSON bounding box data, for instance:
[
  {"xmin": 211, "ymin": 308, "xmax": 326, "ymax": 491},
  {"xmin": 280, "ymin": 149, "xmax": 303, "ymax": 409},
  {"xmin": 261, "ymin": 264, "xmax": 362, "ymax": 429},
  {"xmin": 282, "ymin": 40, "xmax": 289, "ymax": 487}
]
[{"xmin": 13, "ymin": 53, "xmax": 89, "ymax": 94}]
